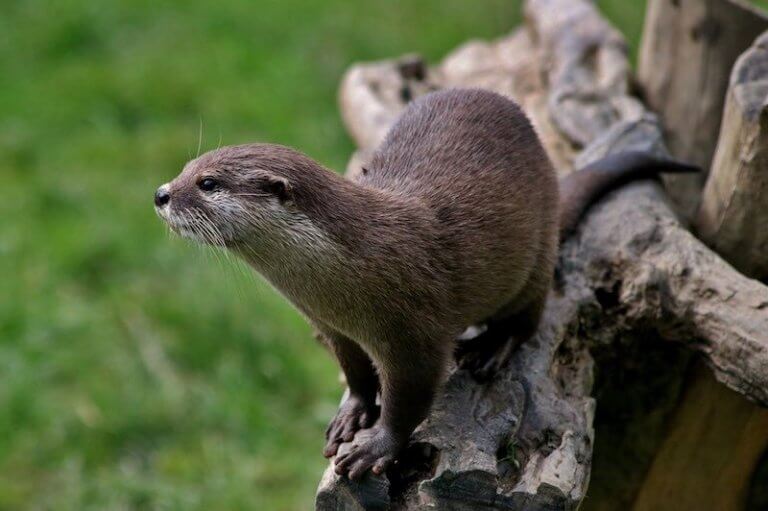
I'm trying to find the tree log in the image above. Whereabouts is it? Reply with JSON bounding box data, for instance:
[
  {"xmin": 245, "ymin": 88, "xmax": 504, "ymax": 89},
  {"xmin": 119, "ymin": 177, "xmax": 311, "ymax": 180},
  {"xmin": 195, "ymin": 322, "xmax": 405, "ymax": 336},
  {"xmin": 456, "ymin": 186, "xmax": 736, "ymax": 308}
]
[
  {"xmin": 697, "ymin": 31, "xmax": 768, "ymax": 280},
  {"xmin": 638, "ymin": 0, "xmax": 768, "ymax": 218},
  {"xmin": 318, "ymin": 0, "xmax": 768, "ymax": 509}
]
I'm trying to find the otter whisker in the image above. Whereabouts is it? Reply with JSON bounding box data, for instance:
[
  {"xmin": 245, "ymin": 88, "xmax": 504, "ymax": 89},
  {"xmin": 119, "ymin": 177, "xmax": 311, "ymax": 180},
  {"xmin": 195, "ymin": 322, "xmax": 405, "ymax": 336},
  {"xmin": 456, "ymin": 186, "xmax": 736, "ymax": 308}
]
[
  {"xmin": 196, "ymin": 117, "xmax": 204, "ymax": 158},
  {"xmin": 192, "ymin": 209, "xmax": 221, "ymax": 247},
  {"xmin": 188, "ymin": 210, "xmax": 229, "ymax": 272},
  {"xmin": 193, "ymin": 211, "xmax": 234, "ymax": 277},
  {"xmin": 200, "ymin": 214, "xmax": 227, "ymax": 248},
  {"xmin": 192, "ymin": 209, "xmax": 256, "ymax": 298},
  {"xmin": 206, "ymin": 217, "xmax": 229, "ymax": 249},
  {"xmin": 163, "ymin": 222, "xmax": 175, "ymax": 240},
  {"xmin": 189, "ymin": 224, "xmax": 222, "ymax": 271}
]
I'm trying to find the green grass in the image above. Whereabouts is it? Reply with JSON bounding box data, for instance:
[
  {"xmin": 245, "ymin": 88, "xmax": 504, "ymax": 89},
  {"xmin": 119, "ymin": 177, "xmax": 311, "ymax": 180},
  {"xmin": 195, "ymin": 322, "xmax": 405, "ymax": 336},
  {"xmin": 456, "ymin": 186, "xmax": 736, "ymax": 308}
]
[{"xmin": 1, "ymin": 1, "xmax": 647, "ymax": 509}]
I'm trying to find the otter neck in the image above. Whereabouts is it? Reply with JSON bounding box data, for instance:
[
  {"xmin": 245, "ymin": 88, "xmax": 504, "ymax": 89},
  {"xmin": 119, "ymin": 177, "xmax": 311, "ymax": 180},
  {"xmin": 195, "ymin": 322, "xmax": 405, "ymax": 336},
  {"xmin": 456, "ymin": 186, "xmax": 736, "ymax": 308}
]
[{"xmin": 232, "ymin": 164, "xmax": 432, "ymax": 320}]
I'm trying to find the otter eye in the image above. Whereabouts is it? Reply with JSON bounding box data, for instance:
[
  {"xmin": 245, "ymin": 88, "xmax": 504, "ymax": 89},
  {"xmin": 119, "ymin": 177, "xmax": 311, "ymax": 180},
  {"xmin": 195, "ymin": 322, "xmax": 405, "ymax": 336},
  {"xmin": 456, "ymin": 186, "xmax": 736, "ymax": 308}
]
[
  {"xmin": 199, "ymin": 178, "xmax": 217, "ymax": 191},
  {"xmin": 266, "ymin": 180, "xmax": 285, "ymax": 196}
]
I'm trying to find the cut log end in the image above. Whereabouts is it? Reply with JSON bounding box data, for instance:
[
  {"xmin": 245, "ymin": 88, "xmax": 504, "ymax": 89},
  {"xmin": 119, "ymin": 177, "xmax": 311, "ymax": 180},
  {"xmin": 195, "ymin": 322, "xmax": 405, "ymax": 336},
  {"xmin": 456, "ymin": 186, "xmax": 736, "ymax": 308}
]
[{"xmin": 697, "ymin": 28, "xmax": 768, "ymax": 279}]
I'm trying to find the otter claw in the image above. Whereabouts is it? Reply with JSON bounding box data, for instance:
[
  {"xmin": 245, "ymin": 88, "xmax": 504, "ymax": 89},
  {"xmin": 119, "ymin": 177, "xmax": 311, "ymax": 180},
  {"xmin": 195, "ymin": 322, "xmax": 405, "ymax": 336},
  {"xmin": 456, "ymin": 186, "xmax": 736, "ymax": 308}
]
[
  {"xmin": 324, "ymin": 396, "xmax": 378, "ymax": 458},
  {"xmin": 333, "ymin": 427, "xmax": 400, "ymax": 480}
]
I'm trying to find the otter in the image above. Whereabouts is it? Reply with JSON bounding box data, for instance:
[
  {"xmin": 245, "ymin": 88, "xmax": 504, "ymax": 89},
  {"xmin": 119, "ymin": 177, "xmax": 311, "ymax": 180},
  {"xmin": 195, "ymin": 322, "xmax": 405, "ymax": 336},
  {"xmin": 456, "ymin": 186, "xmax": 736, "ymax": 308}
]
[{"xmin": 154, "ymin": 88, "xmax": 697, "ymax": 481}]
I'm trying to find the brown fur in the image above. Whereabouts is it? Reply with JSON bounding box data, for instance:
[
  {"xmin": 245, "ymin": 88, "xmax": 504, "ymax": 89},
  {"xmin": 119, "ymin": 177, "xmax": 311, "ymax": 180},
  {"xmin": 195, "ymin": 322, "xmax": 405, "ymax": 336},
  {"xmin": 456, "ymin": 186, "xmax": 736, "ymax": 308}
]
[{"xmin": 155, "ymin": 88, "xmax": 697, "ymax": 480}]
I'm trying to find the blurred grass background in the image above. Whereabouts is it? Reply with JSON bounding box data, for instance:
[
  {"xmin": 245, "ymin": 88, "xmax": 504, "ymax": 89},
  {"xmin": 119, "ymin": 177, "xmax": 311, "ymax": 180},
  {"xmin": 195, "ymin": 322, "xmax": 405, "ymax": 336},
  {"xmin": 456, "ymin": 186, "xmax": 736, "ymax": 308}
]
[{"xmin": 0, "ymin": 0, "xmax": 659, "ymax": 509}]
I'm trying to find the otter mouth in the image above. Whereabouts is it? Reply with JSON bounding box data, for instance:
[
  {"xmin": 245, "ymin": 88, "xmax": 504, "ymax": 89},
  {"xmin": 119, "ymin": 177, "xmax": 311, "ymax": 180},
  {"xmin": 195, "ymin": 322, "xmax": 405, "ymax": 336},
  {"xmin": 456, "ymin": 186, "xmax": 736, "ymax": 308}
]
[{"xmin": 156, "ymin": 206, "xmax": 228, "ymax": 246}]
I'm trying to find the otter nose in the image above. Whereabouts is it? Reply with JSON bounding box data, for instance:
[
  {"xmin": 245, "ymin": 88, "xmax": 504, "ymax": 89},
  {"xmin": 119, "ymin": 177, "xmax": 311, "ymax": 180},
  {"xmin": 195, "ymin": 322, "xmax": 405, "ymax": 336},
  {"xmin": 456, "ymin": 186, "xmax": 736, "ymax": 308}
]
[{"xmin": 154, "ymin": 188, "xmax": 170, "ymax": 207}]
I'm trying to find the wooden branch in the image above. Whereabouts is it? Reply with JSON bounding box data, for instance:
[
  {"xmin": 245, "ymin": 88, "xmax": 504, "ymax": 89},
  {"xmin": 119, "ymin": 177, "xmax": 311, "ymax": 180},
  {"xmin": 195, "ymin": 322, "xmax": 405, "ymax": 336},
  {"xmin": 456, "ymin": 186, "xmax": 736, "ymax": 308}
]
[
  {"xmin": 318, "ymin": 0, "xmax": 768, "ymax": 508},
  {"xmin": 524, "ymin": 0, "xmax": 646, "ymax": 149},
  {"xmin": 638, "ymin": 0, "xmax": 768, "ymax": 217},
  {"xmin": 571, "ymin": 137, "xmax": 768, "ymax": 405},
  {"xmin": 697, "ymin": 31, "xmax": 768, "ymax": 280}
]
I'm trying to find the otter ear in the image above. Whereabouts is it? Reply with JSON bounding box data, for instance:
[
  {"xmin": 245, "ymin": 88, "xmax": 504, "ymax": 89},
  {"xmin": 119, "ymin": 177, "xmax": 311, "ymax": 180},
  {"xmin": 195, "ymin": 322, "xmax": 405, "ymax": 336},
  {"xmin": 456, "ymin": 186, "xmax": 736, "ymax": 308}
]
[{"xmin": 265, "ymin": 175, "xmax": 292, "ymax": 203}]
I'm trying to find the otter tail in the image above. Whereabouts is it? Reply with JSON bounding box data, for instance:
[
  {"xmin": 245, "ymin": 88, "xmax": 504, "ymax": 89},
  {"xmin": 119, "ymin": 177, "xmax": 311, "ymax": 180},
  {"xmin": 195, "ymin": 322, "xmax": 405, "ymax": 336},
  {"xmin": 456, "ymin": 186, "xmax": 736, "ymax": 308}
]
[{"xmin": 559, "ymin": 151, "xmax": 699, "ymax": 240}]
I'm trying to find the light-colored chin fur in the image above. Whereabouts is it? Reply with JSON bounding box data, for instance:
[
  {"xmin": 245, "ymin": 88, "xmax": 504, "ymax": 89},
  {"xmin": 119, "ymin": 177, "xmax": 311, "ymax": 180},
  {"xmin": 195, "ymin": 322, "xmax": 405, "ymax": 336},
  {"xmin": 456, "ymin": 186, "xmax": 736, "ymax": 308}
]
[
  {"xmin": 156, "ymin": 199, "xmax": 335, "ymax": 268},
  {"xmin": 156, "ymin": 190, "xmax": 342, "ymax": 310},
  {"xmin": 156, "ymin": 204, "xmax": 231, "ymax": 247}
]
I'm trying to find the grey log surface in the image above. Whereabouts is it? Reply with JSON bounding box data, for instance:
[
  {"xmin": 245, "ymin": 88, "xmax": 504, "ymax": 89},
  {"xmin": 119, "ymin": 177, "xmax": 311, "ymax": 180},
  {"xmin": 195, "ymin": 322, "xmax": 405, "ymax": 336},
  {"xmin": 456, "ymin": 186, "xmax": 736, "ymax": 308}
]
[
  {"xmin": 697, "ymin": 31, "xmax": 768, "ymax": 280},
  {"xmin": 638, "ymin": 0, "xmax": 768, "ymax": 218},
  {"xmin": 317, "ymin": 0, "xmax": 768, "ymax": 509}
]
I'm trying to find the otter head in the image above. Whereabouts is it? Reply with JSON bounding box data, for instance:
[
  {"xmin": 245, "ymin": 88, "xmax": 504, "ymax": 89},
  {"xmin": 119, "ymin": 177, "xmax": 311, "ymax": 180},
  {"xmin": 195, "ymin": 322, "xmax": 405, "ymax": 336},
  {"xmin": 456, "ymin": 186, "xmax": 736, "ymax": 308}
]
[{"xmin": 154, "ymin": 144, "xmax": 301, "ymax": 251}]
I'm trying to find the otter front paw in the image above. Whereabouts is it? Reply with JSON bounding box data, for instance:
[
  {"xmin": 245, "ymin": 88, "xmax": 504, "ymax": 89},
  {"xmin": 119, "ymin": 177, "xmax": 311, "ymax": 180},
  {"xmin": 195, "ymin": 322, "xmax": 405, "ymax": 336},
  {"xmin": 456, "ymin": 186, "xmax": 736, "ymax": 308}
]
[
  {"xmin": 324, "ymin": 396, "xmax": 378, "ymax": 458},
  {"xmin": 333, "ymin": 426, "xmax": 401, "ymax": 481}
]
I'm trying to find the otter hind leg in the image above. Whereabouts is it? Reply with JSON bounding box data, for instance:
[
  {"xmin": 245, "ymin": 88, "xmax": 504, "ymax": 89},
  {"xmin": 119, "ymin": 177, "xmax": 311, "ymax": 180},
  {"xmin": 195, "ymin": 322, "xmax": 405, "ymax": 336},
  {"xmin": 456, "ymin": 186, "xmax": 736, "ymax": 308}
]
[{"xmin": 457, "ymin": 288, "xmax": 548, "ymax": 381}]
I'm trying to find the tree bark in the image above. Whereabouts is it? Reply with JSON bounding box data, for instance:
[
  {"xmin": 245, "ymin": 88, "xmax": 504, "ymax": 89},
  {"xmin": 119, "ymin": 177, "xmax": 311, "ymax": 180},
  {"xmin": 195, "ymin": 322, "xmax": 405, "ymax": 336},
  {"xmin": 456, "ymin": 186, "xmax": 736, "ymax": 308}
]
[
  {"xmin": 638, "ymin": 0, "xmax": 768, "ymax": 218},
  {"xmin": 318, "ymin": 0, "xmax": 768, "ymax": 509},
  {"xmin": 697, "ymin": 31, "xmax": 768, "ymax": 280}
]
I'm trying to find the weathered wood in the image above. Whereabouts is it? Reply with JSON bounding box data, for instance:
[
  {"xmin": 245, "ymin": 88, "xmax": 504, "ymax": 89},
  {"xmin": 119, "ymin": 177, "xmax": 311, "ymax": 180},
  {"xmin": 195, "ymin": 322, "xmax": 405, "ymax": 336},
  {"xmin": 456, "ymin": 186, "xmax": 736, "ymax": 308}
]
[
  {"xmin": 638, "ymin": 0, "xmax": 768, "ymax": 217},
  {"xmin": 697, "ymin": 31, "xmax": 768, "ymax": 280},
  {"xmin": 319, "ymin": 0, "xmax": 768, "ymax": 509},
  {"xmin": 524, "ymin": 0, "xmax": 646, "ymax": 149}
]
